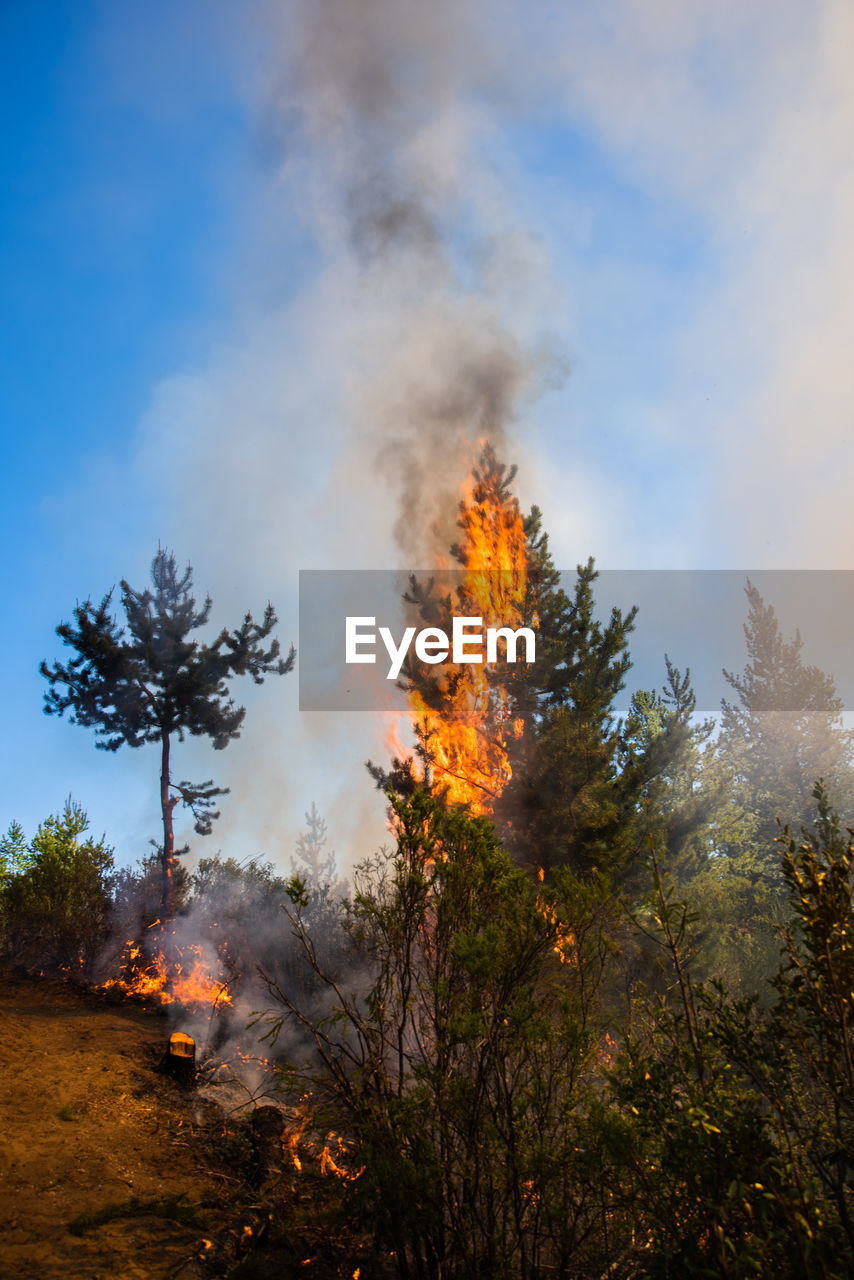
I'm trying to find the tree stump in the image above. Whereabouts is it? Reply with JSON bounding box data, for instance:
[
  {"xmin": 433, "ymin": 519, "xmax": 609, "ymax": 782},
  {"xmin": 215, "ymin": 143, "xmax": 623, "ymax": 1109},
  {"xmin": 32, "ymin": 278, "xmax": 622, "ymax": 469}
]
[{"xmin": 164, "ymin": 1031, "xmax": 196, "ymax": 1085}]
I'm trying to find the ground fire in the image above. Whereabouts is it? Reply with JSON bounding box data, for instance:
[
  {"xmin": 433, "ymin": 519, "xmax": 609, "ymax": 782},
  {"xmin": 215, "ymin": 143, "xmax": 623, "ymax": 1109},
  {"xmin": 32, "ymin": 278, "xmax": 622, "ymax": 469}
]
[{"xmin": 102, "ymin": 926, "xmax": 232, "ymax": 1012}]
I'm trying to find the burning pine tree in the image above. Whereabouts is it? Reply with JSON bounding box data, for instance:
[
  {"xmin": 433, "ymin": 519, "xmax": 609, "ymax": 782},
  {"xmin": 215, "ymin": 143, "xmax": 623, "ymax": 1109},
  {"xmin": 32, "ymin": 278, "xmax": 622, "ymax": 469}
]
[
  {"xmin": 391, "ymin": 443, "xmax": 714, "ymax": 888},
  {"xmin": 400, "ymin": 444, "xmax": 530, "ymax": 814}
]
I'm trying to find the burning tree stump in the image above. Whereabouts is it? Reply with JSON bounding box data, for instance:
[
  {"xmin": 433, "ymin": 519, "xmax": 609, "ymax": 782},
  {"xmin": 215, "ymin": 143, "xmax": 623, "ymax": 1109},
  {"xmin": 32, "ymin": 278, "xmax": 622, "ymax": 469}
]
[{"xmin": 163, "ymin": 1031, "xmax": 196, "ymax": 1085}]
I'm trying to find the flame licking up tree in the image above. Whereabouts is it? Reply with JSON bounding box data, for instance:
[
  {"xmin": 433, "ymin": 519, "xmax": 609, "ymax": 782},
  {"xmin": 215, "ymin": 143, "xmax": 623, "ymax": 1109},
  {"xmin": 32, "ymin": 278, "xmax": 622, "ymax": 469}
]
[
  {"xmin": 404, "ymin": 444, "xmax": 529, "ymax": 815},
  {"xmin": 402, "ymin": 446, "xmax": 576, "ymax": 966}
]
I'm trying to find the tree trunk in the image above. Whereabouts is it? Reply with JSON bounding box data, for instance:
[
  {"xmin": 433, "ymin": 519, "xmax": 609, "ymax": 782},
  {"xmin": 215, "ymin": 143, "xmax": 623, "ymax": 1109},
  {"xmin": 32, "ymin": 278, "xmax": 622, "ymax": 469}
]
[{"xmin": 160, "ymin": 733, "xmax": 175, "ymax": 919}]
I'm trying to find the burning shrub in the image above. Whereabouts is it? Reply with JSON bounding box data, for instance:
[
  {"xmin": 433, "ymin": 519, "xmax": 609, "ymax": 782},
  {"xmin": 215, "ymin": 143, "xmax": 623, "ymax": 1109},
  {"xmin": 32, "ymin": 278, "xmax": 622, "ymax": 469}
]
[
  {"xmin": 94, "ymin": 818, "xmax": 350, "ymax": 1018},
  {"xmin": 0, "ymin": 799, "xmax": 114, "ymax": 977},
  {"xmin": 265, "ymin": 786, "xmax": 619, "ymax": 1279}
]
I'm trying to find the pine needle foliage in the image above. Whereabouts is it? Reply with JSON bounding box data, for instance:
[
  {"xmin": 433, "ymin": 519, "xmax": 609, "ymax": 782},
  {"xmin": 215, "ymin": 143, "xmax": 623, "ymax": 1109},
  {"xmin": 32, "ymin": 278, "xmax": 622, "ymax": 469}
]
[{"xmin": 40, "ymin": 547, "xmax": 294, "ymax": 916}]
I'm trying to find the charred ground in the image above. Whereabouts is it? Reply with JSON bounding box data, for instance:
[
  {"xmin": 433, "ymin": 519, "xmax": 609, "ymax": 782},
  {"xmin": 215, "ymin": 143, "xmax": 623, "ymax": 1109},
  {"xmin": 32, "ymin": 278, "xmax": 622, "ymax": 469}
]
[{"xmin": 0, "ymin": 968, "xmax": 373, "ymax": 1280}]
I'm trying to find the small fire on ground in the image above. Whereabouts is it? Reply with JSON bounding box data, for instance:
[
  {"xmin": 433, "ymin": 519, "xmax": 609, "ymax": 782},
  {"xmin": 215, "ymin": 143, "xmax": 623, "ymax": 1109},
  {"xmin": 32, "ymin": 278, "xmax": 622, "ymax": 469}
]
[{"xmin": 101, "ymin": 924, "xmax": 232, "ymax": 1011}]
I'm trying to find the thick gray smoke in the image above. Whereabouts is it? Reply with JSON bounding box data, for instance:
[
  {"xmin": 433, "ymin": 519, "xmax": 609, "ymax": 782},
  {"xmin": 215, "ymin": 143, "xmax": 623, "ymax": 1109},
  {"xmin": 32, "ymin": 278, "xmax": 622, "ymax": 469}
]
[
  {"xmin": 264, "ymin": 0, "xmax": 560, "ymax": 562},
  {"xmin": 125, "ymin": 0, "xmax": 565, "ymax": 869},
  {"xmin": 281, "ymin": 0, "xmax": 485, "ymax": 259}
]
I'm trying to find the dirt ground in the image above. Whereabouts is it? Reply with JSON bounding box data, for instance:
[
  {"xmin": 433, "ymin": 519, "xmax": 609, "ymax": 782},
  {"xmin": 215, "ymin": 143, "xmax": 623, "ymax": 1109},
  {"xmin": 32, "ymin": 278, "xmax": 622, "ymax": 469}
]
[{"xmin": 0, "ymin": 970, "xmax": 238, "ymax": 1280}]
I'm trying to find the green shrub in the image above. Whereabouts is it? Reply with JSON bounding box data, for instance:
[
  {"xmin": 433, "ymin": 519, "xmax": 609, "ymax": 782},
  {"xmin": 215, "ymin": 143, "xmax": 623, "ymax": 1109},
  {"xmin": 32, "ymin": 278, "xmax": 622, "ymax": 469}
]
[
  {"xmin": 267, "ymin": 786, "xmax": 619, "ymax": 1279},
  {"xmin": 0, "ymin": 799, "xmax": 114, "ymax": 977},
  {"xmin": 608, "ymin": 793, "xmax": 854, "ymax": 1278}
]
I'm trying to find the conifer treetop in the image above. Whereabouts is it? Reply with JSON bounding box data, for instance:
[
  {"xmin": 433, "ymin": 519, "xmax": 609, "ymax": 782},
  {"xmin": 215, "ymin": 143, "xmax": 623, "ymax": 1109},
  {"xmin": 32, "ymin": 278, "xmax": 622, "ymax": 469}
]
[{"xmin": 41, "ymin": 547, "xmax": 295, "ymax": 752}]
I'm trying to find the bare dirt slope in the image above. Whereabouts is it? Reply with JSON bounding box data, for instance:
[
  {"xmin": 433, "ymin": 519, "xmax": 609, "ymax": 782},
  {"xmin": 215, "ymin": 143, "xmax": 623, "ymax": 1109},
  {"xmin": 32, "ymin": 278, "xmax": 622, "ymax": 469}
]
[{"xmin": 0, "ymin": 971, "xmax": 226, "ymax": 1280}]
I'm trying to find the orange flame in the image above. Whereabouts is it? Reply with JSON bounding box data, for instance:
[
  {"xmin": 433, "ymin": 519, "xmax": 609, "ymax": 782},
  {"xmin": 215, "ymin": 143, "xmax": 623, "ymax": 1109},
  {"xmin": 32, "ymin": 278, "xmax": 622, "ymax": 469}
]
[
  {"xmin": 101, "ymin": 931, "xmax": 232, "ymax": 1011},
  {"xmin": 534, "ymin": 877, "xmax": 576, "ymax": 965},
  {"xmin": 408, "ymin": 453, "xmax": 528, "ymax": 814},
  {"xmin": 286, "ymin": 1109, "xmax": 365, "ymax": 1183}
]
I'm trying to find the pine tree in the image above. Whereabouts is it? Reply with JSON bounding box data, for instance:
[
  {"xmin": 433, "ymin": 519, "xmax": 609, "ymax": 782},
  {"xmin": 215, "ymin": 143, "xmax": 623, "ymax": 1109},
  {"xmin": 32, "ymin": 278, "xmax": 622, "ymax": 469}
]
[
  {"xmin": 388, "ymin": 445, "xmax": 718, "ymax": 888},
  {"xmin": 717, "ymin": 580, "xmax": 854, "ymax": 886},
  {"xmin": 0, "ymin": 820, "xmax": 31, "ymax": 882},
  {"xmin": 503, "ymin": 554, "xmax": 641, "ymax": 878},
  {"xmin": 291, "ymin": 802, "xmax": 343, "ymax": 896},
  {"xmin": 391, "ymin": 447, "xmax": 635, "ymax": 880},
  {"xmin": 619, "ymin": 659, "xmax": 720, "ymax": 885},
  {"xmin": 40, "ymin": 548, "xmax": 295, "ymax": 916},
  {"xmin": 0, "ymin": 800, "xmax": 114, "ymax": 975}
]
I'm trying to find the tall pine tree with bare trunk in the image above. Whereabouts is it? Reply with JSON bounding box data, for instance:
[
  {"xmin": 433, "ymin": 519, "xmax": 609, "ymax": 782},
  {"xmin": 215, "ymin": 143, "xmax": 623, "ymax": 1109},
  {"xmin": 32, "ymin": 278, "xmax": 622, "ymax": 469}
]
[{"xmin": 40, "ymin": 548, "xmax": 295, "ymax": 917}]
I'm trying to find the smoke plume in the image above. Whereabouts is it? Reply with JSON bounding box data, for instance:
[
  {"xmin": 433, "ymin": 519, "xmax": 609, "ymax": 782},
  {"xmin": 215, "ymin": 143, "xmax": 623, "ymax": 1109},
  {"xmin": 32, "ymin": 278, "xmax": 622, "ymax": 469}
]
[{"xmin": 262, "ymin": 0, "xmax": 560, "ymax": 562}]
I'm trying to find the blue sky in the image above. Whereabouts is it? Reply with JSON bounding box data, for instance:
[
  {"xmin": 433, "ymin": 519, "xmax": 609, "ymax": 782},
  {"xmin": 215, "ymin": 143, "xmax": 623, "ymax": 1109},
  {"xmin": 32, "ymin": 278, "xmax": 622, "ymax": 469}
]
[{"xmin": 4, "ymin": 0, "xmax": 854, "ymax": 874}]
